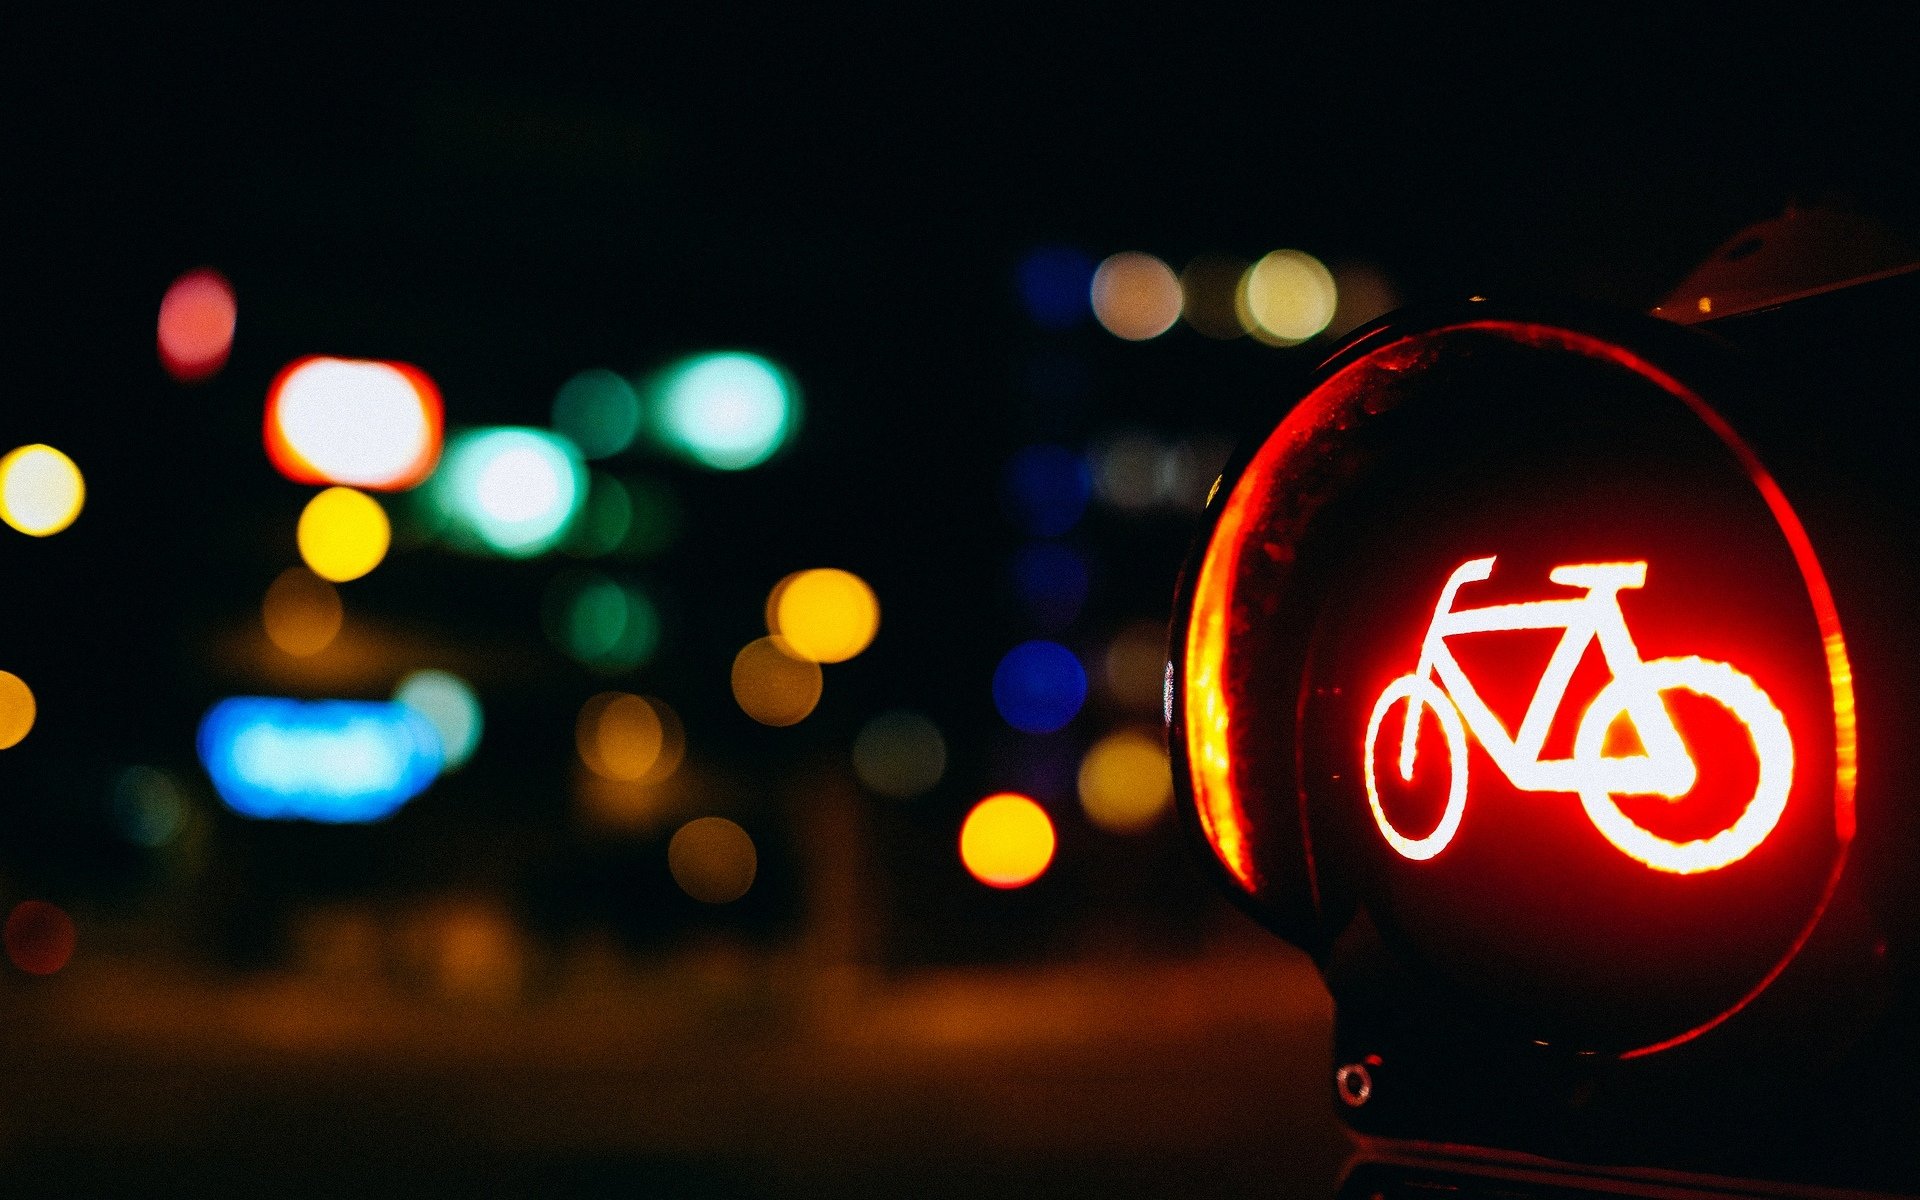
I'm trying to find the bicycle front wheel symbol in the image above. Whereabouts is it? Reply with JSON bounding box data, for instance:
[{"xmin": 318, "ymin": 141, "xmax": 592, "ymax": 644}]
[{"xmin": 1363, "ymin": 675, "xmax": 1469, "ymax": 861}]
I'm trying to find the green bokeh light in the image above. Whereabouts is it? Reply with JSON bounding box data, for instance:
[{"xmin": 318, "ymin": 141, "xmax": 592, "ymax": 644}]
[
  {"xmin": 646, "ymin": 351, "xmax": 800, "ymax": 471},
  {"xmin": 428, "ymin": 427, "xmax": 585, "ymax": 558},
  {"xmin": 552, "ymin": 369, "xmax": 642, "ymax": 460},
  {"xmin": 544, "ymin": 572, "xmax": 661, "ymax": 673},
  {"xmin": 393, "ymin": 669, "xmax": 483, "ymax": 770}
]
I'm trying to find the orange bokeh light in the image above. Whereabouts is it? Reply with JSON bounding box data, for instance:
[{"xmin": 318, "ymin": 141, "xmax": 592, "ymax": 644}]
[
  {"xmin": 959, "ymin": 793, "xmax": 1056, "ymax": 888},
  {"xmin": 158, "ymin": 268, "xmax": 237, "ymax": 383}
]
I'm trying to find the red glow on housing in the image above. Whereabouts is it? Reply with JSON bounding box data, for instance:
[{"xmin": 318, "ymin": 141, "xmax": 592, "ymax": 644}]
[
  {"xmin": 264, "ymin": 356, "xmax": 444, "ymax": 491},
  {"xmin": 1184, "ymin": 469, "xmax": 1260, "ymax": 892},
  {"xmin": 157, "ymin": 268, "xmax": 237, "ymax": 383}
]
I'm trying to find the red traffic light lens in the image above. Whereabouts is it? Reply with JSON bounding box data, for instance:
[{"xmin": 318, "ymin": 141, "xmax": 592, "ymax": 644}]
[{"xmin": 1175, "ymin": 314, "xmax": 1855, "ymax": 1056}]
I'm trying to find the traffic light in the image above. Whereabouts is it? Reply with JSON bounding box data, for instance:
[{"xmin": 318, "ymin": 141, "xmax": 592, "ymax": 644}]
[{"xmin": 1171, "ymin": 272, "xmax": 1920, "ymax": 1195}]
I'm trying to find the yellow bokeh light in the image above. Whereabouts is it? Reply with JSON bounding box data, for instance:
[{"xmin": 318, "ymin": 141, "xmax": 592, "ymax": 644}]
[
  {"xmin": 576, "ymin": 692, "xmax": 683, "ymax": 783},
  {"xmin": 668, "ymin": 816, "xmax": 758, "ymax": 903},
  {"xmin": 0, "ymin": 672, "xmax": 35, "ymax": 750},
  {"xmin": 262, "ymin": 567, "xmax": 343, "ymax": 656},
  {"xmin": 1091, "ymin": 252, "xmax": 1182, "ymax": 341},
  {"xmin": 296, "ymin": 486, "xmax": 390, "ymax": 582},
  {"xmin": 1078, "ymin": 728, "xmax": 1174, "ymax": 834},
  {"xmin": 959, "ymin": 793, "xmax": 1055, "ymax": 888},
  {"xmin": 766, "ymin": 568, "xmax": 880, "ymax": 663},
  {"xmin": 731, "ymin": 637, "xmax": 823, "ymax": 727},
  {"xmin": 1236, "ymin": 250, "xmax": 1338, "ymax": 346},
  {"xmin": 0, "ymin": 444, "xmax": 85, "ymax": 537}
]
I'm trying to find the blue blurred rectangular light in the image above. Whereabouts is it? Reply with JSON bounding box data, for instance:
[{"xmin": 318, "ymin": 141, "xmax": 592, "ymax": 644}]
[{"xmin": 197, "ymin": 697, "xmax": 444, "ymax": 823}]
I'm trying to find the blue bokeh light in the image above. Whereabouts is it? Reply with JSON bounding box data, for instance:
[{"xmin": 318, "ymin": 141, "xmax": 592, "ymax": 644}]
[
  {"xmin": 1005, "ymin": 444, "xmax": 1092, "ymax": 537},
  {"xmin": 1017, "ymin": 247, "xmax": 1096, "ymax": 329},
  {"xmin": 197, "ymin": 697, "xmax": 444, "ymax": 823},
  {"xmin": 992, "ymin": 640, "xmax": 1088, "ymax": 734},
  {"xmin": 1012, "ymin": 541, "xmax": 1090, "ymax": 632}
]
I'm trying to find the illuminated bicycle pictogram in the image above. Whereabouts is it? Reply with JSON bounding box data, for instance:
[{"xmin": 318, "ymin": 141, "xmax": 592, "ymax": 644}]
[{"xmin": 1363, "ymin": 557, "xmax": 1793, "ymax": 874}]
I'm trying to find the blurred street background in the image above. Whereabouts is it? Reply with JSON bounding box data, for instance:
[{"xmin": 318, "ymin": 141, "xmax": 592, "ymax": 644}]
[{"xmin": 0, "ymin": 9, "xmax": 1916, "ymax": 1196}]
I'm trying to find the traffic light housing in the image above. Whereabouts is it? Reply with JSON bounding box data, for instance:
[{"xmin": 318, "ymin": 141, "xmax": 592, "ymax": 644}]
[{"xmin": 1171, "ymin": 273, "xmax": 1920, "ymax": 1195}]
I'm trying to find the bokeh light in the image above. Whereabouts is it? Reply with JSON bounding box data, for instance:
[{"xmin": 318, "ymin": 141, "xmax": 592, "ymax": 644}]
[
  {"xmin": 1016, "ymin": 246, "xmax": 1096, "ymax": 328},
  {"xmin": 429, "ymin": 427, "xmax": 585, "ymax": 557},
  {"xmin": 1090, "ymin": 430, "xmax": 1165, "ymax": 510},
  {"xmin": 112, "ymin": 766, "xmax": 190, "ymax": 848},
  {"xmin": 959, "ymin": 793, "xmax": 1056, "ymax": 888},
  {"xmin": 1004, "ymin": 444, "xmax": 1091, "ymax": 537},
  {"xmin": 1091, "ymin": 251, "xmax": 1182, "ymax": 341},
  {"xmin": 851, "ymin": 710, "xmax": 946, "ymax": 798},
  {"xmin": 732, "ymin": 637, "xmax": 824, "ymax": 727},
  {"xmin": 393, "ymin": 670, "xmax": 483, "ymax": 771},
  {"xmin": 668, "ymin": 816, "xmax": 758, "ymax": 904},
  {"xmin": 547, "ymin": 572, "xmax": 661, "ymax": 672},
  {"xmin": 765, "ymin": 568, "xmax": 879, "ymax": 663},
  {"xmin": 552, "ymin": 369, "xmax": 642, "ymax": 460},
  {"xmin": 157, "ymin": 267, "xmax": 236, "ymax": 383},
  {"xmin": 0, "ymin": 671, "xmax": 36, "ymax": 750},
  {"xmin": 564, "ymin": 472, "xmax": 633, "ymax": 556},
  {"xmin": 197, "ymin": 697, "xmax": 444, "ymax": 822},
  {"xmin": 265, "ymin": 357, "xmax": 444, "ymax": 491},
  {"xmin": 1179, "ymin": 255, "xmax": 1249, "ymax": 339},
  {"xmin": 0, "ymin": 444, "xmax": 84, "ymax": 537},
  {"xmin": 262, "ymin": 566, "xmax": 343, "ymax": 656},
  {"xmin": 576, "ymin": 692, "xmax": 683, "ymax": 783},
  {"xmin": 1011, "ymin": 541, "xmax": 1090, "ymax": 632},
  {"xmin": 1236, "ymin": 249, "xmax": 1338, "ymax": 345},
  {"xmin": 297, "ymin": 486, "xmax": 391, "ymax": 582},
  {"xmin": 1103, "ymin": 620, "xmax": 1170, "ymax": 712},
  {"xmin": 1077, "ymin": 727, "xmax": 1174, "ymax": 833},
  {"xmin": 992, "ymin": 640, "xmax": 1087, "ymax": 734},
  {"xmin": 5, "ymin": 901, "xmax": 76, "ymax": 976},
  {"xmin": 648, "ymin": 352, "xmax": 800, "ymax": 471}
]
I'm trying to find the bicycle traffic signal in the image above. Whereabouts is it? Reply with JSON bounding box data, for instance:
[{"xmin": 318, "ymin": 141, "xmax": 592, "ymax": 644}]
[{"xmin": 1171, "ymin": 279, "xmax": 1920, "ymax": 1196}]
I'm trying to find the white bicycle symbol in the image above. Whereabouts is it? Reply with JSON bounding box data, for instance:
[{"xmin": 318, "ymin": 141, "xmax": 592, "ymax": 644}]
[{"xmin": 1363, "ymin": 557, "xmax": 1793, "ymax": 875}]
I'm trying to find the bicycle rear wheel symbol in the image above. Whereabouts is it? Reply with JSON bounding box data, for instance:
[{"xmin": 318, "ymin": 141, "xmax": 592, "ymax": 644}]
[{"xmin": 1362, "ymin": 557, "xmax": 1793, "ymax": 875}]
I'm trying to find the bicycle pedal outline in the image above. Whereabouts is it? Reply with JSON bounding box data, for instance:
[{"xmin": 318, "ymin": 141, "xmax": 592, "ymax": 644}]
[{"xmin": 1363, "ymin": 556, "xmax": 1794, "ymax": 875}]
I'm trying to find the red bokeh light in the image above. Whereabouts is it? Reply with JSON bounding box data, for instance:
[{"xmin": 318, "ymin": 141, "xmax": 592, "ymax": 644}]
[
  {"xmin": 263, "ymin": 356, "xmax": 445, "ymax": 491},
  {"xmin": 157, "ymin": 267, "xmax": 237, "ymax": 383},
  {"xmin": 5, "ymin": 900, "xmax": 76, "ymax": 976}
]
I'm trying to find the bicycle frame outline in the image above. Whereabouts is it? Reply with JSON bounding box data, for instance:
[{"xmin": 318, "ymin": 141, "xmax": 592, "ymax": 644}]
[
  {"xmin": 1368, "ymin": 556, "xmax": 1795, "ymax": 875},
  {"xmin": 1396, "ymin": 556, "xmax": 1695, "ymax": 799}
]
